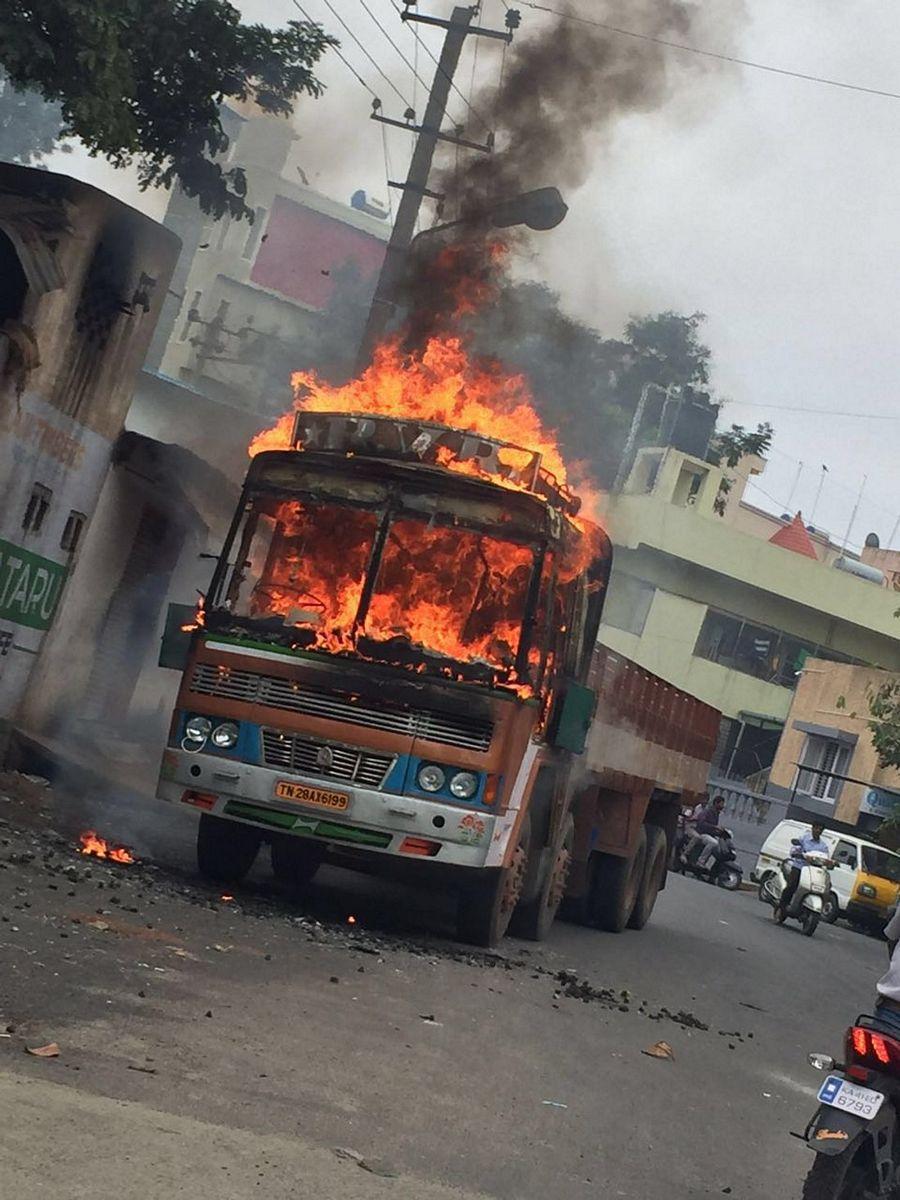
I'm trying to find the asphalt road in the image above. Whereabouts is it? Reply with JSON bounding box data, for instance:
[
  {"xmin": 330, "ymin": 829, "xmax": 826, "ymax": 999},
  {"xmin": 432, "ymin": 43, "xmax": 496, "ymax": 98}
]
[{"xmin": 0, "ymin": 775, "xmax": 890, "ymax": 1200}]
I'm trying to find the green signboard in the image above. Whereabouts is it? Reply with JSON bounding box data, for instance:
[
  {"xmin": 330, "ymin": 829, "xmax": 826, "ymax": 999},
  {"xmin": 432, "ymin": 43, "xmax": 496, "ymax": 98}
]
[{"xmin": 0, "ymin": 537, "xmax": 67, "ymax": 631}]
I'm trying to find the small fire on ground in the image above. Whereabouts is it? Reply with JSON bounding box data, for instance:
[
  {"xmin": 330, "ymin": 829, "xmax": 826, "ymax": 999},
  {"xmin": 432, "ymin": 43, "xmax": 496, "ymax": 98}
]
[{"xmin": 79, "ymin": 830, "xmax": 136, "ymax": 865}]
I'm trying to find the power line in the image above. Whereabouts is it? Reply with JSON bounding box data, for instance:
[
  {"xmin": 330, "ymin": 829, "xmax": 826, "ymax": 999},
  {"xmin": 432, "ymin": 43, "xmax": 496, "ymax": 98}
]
[
  {"xmin": 728, "ymin": 401, "xmax": 900, "ymax": 420},
  {"xmin": 292, "ymin": 0, "xmax": 380, "ymax": 99},
  {"xmin": 358, "ymin": 0, "xmax": 432, "ymax": 103},
  {"xmin": 388, "ymin": 0, "xmax": 494, "ymax": 131},
  {"xmin": 520, "ymin": 1, "xmax": 900, "ymax": 102},
  {"xmin": 301, "ymin": 0, "xmax": 412, "ymax": 108}
]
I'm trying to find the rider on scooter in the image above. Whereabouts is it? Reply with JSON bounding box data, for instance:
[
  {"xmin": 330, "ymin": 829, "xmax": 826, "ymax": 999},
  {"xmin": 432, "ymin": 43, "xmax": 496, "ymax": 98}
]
[
  {"xmin": 692, "ymin": 796, "xmax": 727, "ymax": 867},
  {"xmin": 776, "ymin": 821, "xmax": 832, "ymax": 918}
]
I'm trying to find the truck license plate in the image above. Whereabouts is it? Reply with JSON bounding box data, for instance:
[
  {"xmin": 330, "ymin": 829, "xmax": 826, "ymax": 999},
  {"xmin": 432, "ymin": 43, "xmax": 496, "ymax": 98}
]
[
  {"xmin": 818, "ymin": 1075, "xmax": 884, "ymax": 1119},
  {"xmin": 274, "ymin": 780, "xmax": 350, "ymax": 812}
]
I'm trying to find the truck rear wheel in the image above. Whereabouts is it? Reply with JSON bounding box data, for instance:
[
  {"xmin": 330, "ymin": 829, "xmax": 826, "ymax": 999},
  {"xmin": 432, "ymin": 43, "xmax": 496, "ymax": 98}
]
[
  {"xmin": 628, "ymin": 825, "xmax": 667, "ymax": 930},
  {"xmin": 510, "ymin": 814, "xmax": 574, "ymax": 942},
  {"xmin": 271, "ymin": 835, "xmax": 323, "ymax": 892},
  {"xmin": 456, "ymin": 821, "xmax": 530, "ymax": 948},
  {"xmin": 196, "ymin": 814, "xmax": 261, "ymax": 885},
  {"xmin": 593, "ymin": 827, "xmax": 647, "ymax": 933}
]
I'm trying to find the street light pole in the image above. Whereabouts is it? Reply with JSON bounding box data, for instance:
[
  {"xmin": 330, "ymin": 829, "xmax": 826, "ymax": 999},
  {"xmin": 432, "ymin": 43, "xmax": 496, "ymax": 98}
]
[{"xmin": 355, "ymin": 6, "xmax": 474, "ymax": 373}]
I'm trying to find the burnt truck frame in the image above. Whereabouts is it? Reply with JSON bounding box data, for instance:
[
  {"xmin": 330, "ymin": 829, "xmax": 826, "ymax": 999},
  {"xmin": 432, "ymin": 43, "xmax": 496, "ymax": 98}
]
[{"xmin": 157, "ymin": 414, "xmax": 719, "ymax": 946}]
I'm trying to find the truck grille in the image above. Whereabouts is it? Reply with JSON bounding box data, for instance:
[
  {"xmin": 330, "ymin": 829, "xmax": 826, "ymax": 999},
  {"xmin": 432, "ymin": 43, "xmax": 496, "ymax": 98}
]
[
  {"xmin": 189, "ymin": 662, "xmax": 493, "ymax": 751},
  {"xmin": 261, "ymin": 729, "xmax": 393, "ymax": 788}
]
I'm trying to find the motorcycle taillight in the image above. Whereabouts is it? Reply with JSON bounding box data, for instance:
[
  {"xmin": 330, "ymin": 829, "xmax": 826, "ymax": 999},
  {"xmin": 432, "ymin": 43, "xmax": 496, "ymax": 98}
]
[{"xmin": 845, "ymin": 1024, "xmax": 900, "ymax": 1071}]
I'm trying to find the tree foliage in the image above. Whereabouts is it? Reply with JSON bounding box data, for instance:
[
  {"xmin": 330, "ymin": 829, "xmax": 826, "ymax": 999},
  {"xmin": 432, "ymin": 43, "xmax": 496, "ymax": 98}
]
[
  {"xmin": 868, "ymin": 680, "xmax": 900, "ymax": 772},
  {"xmin": 0, "ymin": 2, "xmax": 335, "ymax": 217},
  {"xmin": 708, "ymin": 422, "xmax": 773, "ymax": 470},
  {"xmin": 0, "ymin": 72, "xmax": 68, "ymax": 165}
]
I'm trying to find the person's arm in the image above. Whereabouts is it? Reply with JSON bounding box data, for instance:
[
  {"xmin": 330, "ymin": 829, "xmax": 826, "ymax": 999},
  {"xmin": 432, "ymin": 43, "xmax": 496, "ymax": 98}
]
[{"xmin": 884, "ymin": 906, "xmax": 900, "ymax": 955}]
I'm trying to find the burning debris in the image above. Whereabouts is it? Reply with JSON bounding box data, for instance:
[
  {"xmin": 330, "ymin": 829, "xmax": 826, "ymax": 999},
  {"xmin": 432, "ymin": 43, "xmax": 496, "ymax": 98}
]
[{"xmin": 79, "ymin": 831, "xmax": 136, "ymax": 865}]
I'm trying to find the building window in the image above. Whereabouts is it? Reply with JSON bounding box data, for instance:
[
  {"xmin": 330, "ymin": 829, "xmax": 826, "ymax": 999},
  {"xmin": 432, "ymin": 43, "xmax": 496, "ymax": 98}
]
[
  {"xmin": 22, "ymin": 483, "xmax": 51, "ymax": 534},
  {"xmin": 694, "ymin": 605, "xmax": 862, "ymax": 689},
  {"xmin": 602, "ymin": 574, "xmax": 656, "ymax": 637},
  {"xmin": 179, "ymin": 290, "xmax": 202, "ymax": 341},
  {"xmin": 795, "ymin": 735, "xmax": 850, "ymax": 803},
  {"xmin": 242, "ymin": 207, "xmax": 267, "ymax": 259},
  {"xmin": 60, "ymin": 511, "xmax": 86, "ymax": 554},
  {"xmin": 0, "ymin": 228, "xmax": 28, "ymax": 325}
]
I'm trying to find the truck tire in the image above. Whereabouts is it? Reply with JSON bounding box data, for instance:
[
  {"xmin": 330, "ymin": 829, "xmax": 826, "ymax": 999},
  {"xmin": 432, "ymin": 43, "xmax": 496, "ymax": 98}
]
[
  {"xmin": 559, "ymin": 853, "xmax": 601, "ymax": 927},
  {"xmin": 196, "ymin": 814, "xmax": 261, "ymax": 884},
  {"xmin": 628, "ymin": 825, "xmax": 667, "ymax": 930},
  {"xmin": 456, "ymin": 820, "xmax": 530, "ymax": 948},
  {"xmin": 271, "ymin": 835, "xmax": 323, "ymax": 892},
  {"xmin": 593, "ymin": 827, "xmax": 647, "ymax": 933},
  {"xmin": 510, "ymin": 814, "xmax": 574, "ymax": 942}
]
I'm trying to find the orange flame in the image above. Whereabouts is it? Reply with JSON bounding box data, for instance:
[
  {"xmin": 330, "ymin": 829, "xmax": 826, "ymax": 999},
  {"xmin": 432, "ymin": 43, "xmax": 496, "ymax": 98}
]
[
  {"xmin": 79, "ymin": 830, "xmax": 136, "ymax": 864},
  {"xmin": 242, "ymin": 248, "xmax": 604, "ymax": 689},
  {"xmin": 181, "ymin": 593, "xmax": 206, "ymax": 633}
]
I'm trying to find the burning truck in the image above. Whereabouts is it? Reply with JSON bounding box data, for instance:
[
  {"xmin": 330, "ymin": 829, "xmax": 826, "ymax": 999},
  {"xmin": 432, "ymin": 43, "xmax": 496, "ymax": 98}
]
[{"xmin": 156, "ymin": 336, "xmax": 719, "ymax": 946}]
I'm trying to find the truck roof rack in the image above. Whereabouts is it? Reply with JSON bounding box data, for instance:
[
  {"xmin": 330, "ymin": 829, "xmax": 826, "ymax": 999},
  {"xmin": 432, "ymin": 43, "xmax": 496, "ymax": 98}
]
[{"xmin": 291, "ymin": 410, "xmax": 581, "ymax": 517}]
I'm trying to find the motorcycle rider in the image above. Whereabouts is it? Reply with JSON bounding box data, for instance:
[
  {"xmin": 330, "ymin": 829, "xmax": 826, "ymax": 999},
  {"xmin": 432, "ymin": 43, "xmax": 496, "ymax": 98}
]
[
  {"xmin": 875, "ymin": 905, "xmax": 900, "ymax": 1033},
  {"xmin": 692, "ymin": 795, "xmax": 728, "ymax": 867},
  {"xmin": 776, "ymin": 821, "xmax": 832, "ymax": 918}
]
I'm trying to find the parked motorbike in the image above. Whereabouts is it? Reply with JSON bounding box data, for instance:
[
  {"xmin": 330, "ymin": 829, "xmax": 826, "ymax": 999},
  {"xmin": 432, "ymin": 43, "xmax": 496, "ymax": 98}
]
[
  {"xmin": 674, "ymin": 826, "xmax": 743, "ymax": 890},
  {"xmin": 802, "ymin": 1013, "xmax": 900, "ymax": 1197},
  {"xmin": 758, "ymin": 850, "xmax": 833, "ymax": 937}
]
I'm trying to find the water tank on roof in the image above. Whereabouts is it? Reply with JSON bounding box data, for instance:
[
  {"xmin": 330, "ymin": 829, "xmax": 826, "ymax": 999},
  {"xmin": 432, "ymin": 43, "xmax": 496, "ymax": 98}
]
[
  {"xmin": 834, "ymin": 556, "xmax": 885, "ymax": 585},
  {"xmin": 351, "ymin": 190, "xmax": 389, "ymax": 220}
]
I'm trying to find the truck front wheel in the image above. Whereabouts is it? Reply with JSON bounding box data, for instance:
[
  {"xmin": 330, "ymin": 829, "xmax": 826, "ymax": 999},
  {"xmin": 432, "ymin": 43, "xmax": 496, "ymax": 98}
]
[
  {"xmin": 593, "ymin": 827, "xmax": 647, "ymax": 933},
  {"xmin": 510, "ymin": 814, "xmax": 574, "ymax": 942},
  {"xmin": 196, "ymin": 814, "xmax": 261, "ymax": 885},
  {"xmin": 271, "ymin": 834, "xmax": 323, "ymax": 893},
  {"xmin": 457, "ymin": 821, "xmax": 530, "ymax": 948}
]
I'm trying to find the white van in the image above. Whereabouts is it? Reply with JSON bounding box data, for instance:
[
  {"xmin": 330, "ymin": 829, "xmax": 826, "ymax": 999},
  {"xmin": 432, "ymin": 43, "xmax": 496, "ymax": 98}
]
[{"xmin": 753, "ymin": 819, "xmax": 900, "ymax": 928}]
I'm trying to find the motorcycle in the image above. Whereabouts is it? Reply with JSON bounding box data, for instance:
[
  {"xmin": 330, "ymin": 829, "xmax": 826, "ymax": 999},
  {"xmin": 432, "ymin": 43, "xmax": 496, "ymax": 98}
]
[
  {"xmin": 758, "ymin": 849, "xmax": 833, "ymax": 937},
  {"xmin": 803, "ymin": 1012, "xmax": 900, "ymax": 1197},
  {"xmin": 674, "ymin": 825, "xmax": 743, "ymax": 891}
]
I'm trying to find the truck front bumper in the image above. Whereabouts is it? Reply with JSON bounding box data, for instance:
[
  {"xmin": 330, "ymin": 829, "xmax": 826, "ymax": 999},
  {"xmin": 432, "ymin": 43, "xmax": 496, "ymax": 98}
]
[{"xmin": 157, "ymin": 748, "xmax": 496, "ymax": 869}]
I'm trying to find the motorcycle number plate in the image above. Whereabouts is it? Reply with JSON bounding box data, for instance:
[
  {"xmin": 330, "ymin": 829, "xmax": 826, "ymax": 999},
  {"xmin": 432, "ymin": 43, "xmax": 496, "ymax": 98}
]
[{"xmin": 818, "ymin": 1075, "xmax": 885, "ymax": 1120}]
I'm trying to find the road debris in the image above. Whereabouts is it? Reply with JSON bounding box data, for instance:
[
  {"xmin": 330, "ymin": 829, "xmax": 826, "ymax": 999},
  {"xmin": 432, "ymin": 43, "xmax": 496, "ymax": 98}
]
[
  {"xmin": 25, "ymin": 1042, "xmax": 60, "ymax": 1057},
  {"xmin": 541, "ymin": 1099, "xmax": 568, "ymax": 1108},
  {"xmin": 642, "ymin": 1041, "xmax": 675, "ymax": 1061}
]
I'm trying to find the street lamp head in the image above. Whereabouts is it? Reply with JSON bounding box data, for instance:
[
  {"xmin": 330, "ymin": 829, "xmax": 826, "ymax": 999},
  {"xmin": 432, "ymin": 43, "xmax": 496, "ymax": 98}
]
[{"xmin": 489, "ymin": 187, "xmax": 568, "ymax": 231}]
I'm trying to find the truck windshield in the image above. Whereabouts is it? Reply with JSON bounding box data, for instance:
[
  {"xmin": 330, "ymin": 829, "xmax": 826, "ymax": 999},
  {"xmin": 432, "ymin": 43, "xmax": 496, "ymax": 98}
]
[
  {"xmin": 214, "ymin": 492, "xmax": 541, "ymax": 682},
  {"xmin": 861, "ymin": 845, "xmax": 900, "ymax": 883}
]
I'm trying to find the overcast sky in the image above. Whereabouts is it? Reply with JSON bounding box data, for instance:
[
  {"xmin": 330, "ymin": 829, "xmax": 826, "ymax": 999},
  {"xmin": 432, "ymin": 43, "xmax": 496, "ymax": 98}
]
[{"xmin": 51, "ymin": 1, "xmax": 900, "ymax": 550}]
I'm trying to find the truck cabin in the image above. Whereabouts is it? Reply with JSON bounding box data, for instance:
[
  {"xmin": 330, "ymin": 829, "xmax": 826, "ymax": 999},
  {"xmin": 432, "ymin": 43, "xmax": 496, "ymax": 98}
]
[{"xmin": 205, "ymin": 413, "xmax": 611, "ymax": 713}]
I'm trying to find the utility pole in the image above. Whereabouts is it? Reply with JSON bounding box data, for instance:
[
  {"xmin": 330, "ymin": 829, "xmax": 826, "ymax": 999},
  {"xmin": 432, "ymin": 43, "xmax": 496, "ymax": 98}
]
[{"xmin": 355, "ymin": 5, "xmax": 513, "ymax": 372}]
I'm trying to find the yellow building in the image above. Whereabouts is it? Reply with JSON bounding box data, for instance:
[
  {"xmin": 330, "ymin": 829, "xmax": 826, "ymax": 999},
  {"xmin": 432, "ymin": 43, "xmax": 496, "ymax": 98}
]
[
  {"xmin": 597, "ymin": 445, "xmax": 900, "ymax": 787},
  {"xmin": 767, "ymin": 659, "xmax": 900, "ymax": 833}
]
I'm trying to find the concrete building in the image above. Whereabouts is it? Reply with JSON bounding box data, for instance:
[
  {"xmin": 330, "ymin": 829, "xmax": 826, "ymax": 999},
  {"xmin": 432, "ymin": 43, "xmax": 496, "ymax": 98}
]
[
  {"xmin": 145, "ymin": 104, "xmax": 390, "ymax": 421},
  {"xmin": 0, "ymin": 162, "xmax": 179, "ymax": 748},
  {"xmin": 598, "ymin": 444, "xmax": 900, "ymax": 787},
  {"xmin": 767, "ymin": 658, "xmax": 900, "ymax": 834},
  {"xmin": 14, "ymin": 111, "xmax": 391, "ymax": 783}
]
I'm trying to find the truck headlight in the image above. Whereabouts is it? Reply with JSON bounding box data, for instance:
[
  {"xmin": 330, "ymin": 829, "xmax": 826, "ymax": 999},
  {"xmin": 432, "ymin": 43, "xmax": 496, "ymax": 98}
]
[
  {"xmin": 449, "ymin": 771, "xmax": 478, "ymax": 799},
  {"xmin": 417, "ymin": 764, "xmax": 446, "ymax": 793},
  {"xmin": 184, "ymin": 715, "xmax": 212, "ymax": 744},
  {"xmin": 859, "ymin": 883, "xmax": 877, "ymax": 899},
  {"xmin": 211, "ymin": 722, "xmax": 239, "ymax": 749}
]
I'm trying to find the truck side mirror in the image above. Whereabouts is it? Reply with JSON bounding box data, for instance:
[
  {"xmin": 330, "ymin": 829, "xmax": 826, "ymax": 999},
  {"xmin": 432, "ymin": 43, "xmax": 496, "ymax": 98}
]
[
  {"xmin": 548, "ymin": 680, "xmax": 596, "ymax": 754},
  {"xmin": 158, "ymin": 602, "xmax": 196, "ymax": 671}
]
